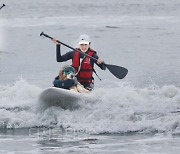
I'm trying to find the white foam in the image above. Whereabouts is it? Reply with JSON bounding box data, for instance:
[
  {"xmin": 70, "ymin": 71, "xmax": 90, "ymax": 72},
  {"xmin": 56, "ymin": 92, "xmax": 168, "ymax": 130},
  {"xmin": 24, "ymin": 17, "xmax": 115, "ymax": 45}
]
[
  {"xmin": 0, "ymin": 77, "xmax": 180, "ymax": 134},
  {"xmin": 0, "ymin": 78, "xmax": 42, "ymax": 128}
]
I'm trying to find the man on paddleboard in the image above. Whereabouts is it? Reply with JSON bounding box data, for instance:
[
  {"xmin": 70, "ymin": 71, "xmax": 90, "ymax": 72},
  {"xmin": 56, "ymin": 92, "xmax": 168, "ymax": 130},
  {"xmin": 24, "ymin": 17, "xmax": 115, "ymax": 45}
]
[{"xmin": 52, "ymin": 34, "xmax": 106, "ymax": 90}]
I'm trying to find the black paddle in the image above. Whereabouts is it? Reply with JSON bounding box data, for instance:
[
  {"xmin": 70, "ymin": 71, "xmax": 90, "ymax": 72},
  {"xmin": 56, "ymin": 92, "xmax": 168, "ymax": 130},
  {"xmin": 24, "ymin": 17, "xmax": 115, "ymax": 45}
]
[
  {"xmin": 0, "ymin": 4, "xmax": 5, "ymax": 10},
  {"xmin": 40, "ymin": 32, "xmax": 128, "ymax": 79}
]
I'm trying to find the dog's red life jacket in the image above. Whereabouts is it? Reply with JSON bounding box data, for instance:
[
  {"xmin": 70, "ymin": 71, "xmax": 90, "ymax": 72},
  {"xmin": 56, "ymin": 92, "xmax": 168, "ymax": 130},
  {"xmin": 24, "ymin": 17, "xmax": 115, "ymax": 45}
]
[{"xmin": 72, "ymin": 48, "xmax": 94, "ymax": 83}]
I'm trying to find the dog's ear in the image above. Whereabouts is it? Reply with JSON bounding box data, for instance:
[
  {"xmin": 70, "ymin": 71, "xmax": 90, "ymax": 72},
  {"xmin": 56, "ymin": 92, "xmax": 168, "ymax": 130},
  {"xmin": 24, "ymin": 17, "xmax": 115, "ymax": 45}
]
[
  {"xmin": 58, "ymin": 70, "xmax": 64, "ymax": 80},
  {"xmin": 62, "ymin": 72, "xmax": 67, "ymax": 80}
]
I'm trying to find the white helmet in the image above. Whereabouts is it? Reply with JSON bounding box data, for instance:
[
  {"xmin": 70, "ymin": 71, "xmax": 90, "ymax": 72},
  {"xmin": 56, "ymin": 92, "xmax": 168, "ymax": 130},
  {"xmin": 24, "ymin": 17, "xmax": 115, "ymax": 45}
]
[{"xmin": 78, "ymin": 34, "xmax": 90, "ymax": 45}]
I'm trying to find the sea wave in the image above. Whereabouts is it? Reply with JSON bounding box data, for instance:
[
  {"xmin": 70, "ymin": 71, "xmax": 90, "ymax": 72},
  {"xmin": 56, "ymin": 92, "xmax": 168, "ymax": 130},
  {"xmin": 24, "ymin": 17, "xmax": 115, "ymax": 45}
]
[
  {"xmin": 0, "ymin": 78, "xmax": 180, "ymax": 135},
  {"xmin": 0, "ymin": 15, "xmax": 177, "ymax": 28}
]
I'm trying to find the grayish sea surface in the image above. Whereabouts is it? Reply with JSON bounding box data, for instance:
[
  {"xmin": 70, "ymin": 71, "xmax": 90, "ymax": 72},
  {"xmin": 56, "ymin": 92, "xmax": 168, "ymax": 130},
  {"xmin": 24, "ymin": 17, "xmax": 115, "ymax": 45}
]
[{"xmin": 0, "ymin": 0, "xmax": 180, "ymax": 153}]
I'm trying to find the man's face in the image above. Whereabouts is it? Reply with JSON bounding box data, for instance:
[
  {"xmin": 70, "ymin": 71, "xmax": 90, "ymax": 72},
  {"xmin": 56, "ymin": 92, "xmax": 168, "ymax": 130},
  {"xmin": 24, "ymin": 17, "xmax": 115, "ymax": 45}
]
[{"xmin": 79, "ymin": 44, "xmax": 89, "ymax": 52}]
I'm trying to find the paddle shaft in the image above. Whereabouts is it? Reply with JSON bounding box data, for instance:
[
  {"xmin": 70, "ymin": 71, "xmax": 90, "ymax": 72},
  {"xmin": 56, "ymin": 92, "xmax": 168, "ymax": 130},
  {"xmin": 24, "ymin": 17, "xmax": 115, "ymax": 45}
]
[
  {"xmin": 40, "ymin": 32, "xmax": 98, "ymax": 62},
  {"xmin": 0, "ymin": 4, "xmax": 5, "ymax": 10}
]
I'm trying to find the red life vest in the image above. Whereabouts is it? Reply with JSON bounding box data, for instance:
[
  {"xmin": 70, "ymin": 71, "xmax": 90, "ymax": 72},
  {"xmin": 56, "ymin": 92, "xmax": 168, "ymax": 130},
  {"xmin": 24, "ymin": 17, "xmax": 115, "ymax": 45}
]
[{"xmin": 72, "ymin": 48, "xmax": 94, "ymax": 83}]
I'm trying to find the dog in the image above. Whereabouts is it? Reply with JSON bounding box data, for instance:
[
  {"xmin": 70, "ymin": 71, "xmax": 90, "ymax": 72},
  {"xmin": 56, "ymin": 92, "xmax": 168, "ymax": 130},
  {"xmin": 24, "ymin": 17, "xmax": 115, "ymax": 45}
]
[{"xmin": 59, "ymin": 65, "xmax": 89, "ymax": 93}]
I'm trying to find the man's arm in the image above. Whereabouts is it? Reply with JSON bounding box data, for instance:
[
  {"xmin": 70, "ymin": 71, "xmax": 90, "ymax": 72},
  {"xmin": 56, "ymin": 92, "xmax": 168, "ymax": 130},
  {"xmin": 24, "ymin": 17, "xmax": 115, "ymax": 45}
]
[
  {"xmin": 92, "ymin": 52, "xmax": 106, "ymax": 70},
  {"xmin": 56, "ymin": 44, "xmax": 74, "ymax": 62}
]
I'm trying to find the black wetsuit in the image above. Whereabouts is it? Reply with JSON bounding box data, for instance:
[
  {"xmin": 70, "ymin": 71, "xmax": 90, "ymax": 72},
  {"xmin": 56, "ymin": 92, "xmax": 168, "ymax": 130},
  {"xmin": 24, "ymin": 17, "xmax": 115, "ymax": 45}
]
[{"xmin": 56, "ymin": 45, "xmax": 105, "ymax": 69}]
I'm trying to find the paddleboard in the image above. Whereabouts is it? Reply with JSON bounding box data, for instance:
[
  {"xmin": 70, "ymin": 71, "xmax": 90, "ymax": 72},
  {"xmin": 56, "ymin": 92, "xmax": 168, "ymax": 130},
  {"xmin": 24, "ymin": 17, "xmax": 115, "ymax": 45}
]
[{"xmin": 39, "ymin": 87, "xmax": 82, "ymax": 110}]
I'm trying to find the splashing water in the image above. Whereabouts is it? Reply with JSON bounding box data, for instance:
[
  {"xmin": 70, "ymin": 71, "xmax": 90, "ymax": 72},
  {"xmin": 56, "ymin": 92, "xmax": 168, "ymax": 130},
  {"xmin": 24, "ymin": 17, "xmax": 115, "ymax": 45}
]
[{"xmin": 0, "ymin": 78, "xmax": 180, "ymax": 135}]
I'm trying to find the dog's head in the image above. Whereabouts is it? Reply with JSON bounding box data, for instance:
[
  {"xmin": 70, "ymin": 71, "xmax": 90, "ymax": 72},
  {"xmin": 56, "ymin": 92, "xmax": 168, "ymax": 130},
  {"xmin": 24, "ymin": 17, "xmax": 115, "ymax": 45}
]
[{"xmin": 59, "ymin": 65, "xmax": 75, "ymax": 80}]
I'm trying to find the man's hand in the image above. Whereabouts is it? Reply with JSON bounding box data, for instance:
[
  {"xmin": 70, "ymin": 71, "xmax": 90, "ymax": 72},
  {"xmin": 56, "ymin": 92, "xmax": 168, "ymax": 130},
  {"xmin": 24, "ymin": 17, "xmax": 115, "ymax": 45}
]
[
  {"xmin": 97, "ymin": 58, "xmax": 103, "ymax": 64},
  {"xmin": 52, "ymin": 38, "xmax": 60, "ymax": 45}
]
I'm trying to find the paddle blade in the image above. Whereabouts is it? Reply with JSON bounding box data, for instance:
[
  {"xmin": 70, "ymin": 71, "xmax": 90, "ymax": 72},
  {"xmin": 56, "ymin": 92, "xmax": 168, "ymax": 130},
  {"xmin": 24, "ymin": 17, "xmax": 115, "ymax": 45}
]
[{"xmin": 105, "ymin": 64, "xmax": 128, "ymax": 79}]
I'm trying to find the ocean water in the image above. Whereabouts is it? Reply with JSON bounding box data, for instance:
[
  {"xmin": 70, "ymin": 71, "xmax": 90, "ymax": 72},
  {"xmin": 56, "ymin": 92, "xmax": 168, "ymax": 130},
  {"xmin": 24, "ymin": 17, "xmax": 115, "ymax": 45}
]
[{"xmin": 0, "ymin": 0, "xmax": 180, "ymax": 153}]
